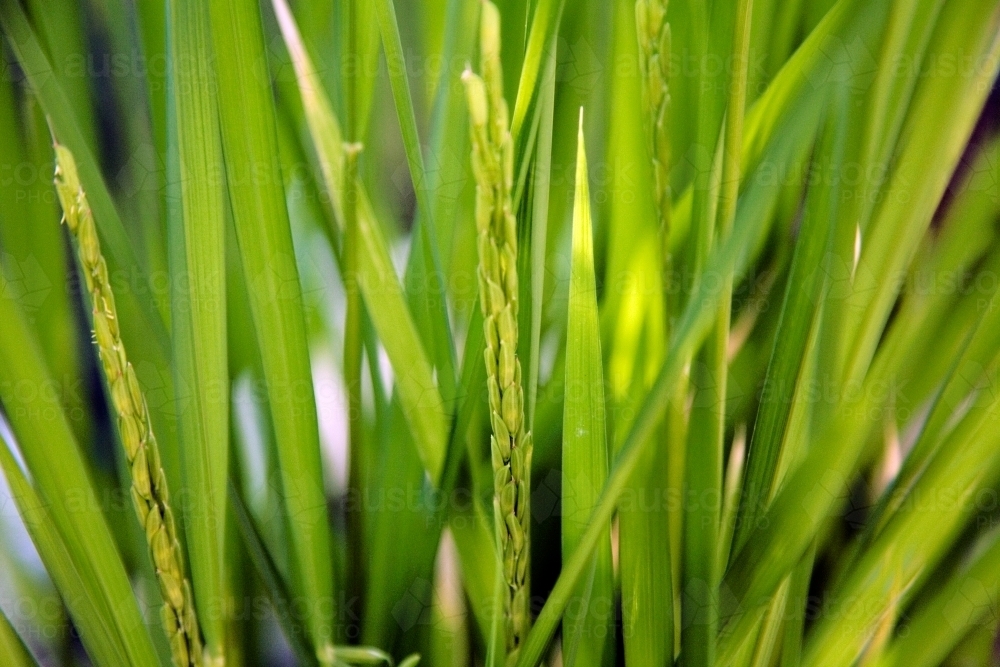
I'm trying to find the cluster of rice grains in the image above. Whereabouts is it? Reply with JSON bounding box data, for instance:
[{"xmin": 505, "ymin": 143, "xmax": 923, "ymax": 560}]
[
  {"xmin": 635, "ymin": 0, "xmax": 671, "ymax": 227},
  {"xmin": 54, "ymin": 143, "xmax": 204, "ymax": 667},
  {"xmin": 636, "ymin": 0, "xmax": 673, "ymax": 301},
  {"xmin": 462, "ymin": 3, "xmax": 533, "ymax": 664}
]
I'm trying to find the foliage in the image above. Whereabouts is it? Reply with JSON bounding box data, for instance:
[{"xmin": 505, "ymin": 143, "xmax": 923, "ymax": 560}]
[{"xmin": 0, "ymin": 0, "xmax": 998, "ymax": 666}]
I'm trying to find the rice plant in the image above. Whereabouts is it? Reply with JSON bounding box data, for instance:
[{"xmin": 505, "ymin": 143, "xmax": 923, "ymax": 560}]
[{"xmin": 0, "ymin": 0, "xmax": 999, "ymax": 666}]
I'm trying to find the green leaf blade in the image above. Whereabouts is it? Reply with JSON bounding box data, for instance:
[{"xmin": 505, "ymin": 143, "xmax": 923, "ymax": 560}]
[
  {"xmin": 372, "ymin": 0, "xmax": 457, "ymax": 404},
  {"xmin": 879, "ymin": 529, "xmax": 1000, "ymax": 667},
  {"xmin": 271, "ymin": 0, "xmax": 449, "ymax": 484},
  {"xmin": 210, "ymin": 0, "xmax": 335, "ymax": 657},
  {"xmin": 0, "ymin": 0, "xmax": 170, "ymax": 357},
  {"xmin": 561, "ymin": 112, "xmax": 614, "ymax": 667},
  {"xmin": 168, "ymin": 0, "xmax": 231, "ymax": 655},
  {"xmin": 0, "ymin": 281, "xmax": 160, "ymax": 667},
  {"xmin": 0, "ymin": 603, "xmax": 39, "ymax": 667}
]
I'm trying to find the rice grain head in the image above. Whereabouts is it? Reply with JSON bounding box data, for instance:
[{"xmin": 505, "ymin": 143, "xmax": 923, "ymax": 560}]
[
  {"xmin": 462, "ymin": 2, "xmax": 532, "ymax": 663},
  {"xmin": 53, "ymin": 142, "xmax": 205, "ymax": 667},
  {"xmin": 636, "ymin": 0, "xmax": 671, "ymax": 215},
  {"xmin": 635, "ymin": 0, "xmax": 673, "ymax": 302}
]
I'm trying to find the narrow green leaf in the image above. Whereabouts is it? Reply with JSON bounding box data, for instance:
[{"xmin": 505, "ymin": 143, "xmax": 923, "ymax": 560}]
[
  {"xmin": 372, "ymin": 0, "xmax": 457, "ymax": 400},
  {"xmin": 168, "ymin": 0, "xmax": 230, "ymax": 657},
  {"xmin": 272, "ymin": 0, "xmax": 449, "ymax": 483},
  {"xmin": 340, "ymin": 0, "xmax": 379, "ymax": 141},
  {"xmin": 681, "ymin": 0, "xmax": 754, "ymax": 662},
  {"xmin": 449, "ymin": 487, "xmax": 501, "ymax": 649},
  {"xmin": 723, "ymin": 0, "xmax": 1000, "ymax": 620},
  {"xmin": 0, "ymin": 75, "xmax": 83, "ymax": 444},
  {"xmin": 717, "ymin": 91, "xmax": 852, "ymax": 666},
  {"xmin": 22, "ymin": 0, "xmax": 96, "ymax": 149},
  {"xmin": 0, "ymin": 603, "xmax": 38, "ymax": 667},
  {"xmin": 0, "ymin": 76, "xmax": 82, "ymax": 404},
  {"xmin": 232, "ymin": 482, "xmax": 410, "ymax": 667},
  {"xmin": 442, "ymin": 312, "xmax": 502, "ymax": 650},
  {"xmin": 88, "ymin": 0, "xmax": 167, "ymax": 279},
  {"xmin": 779, "ymin": 544, "xmax": 815, "ymax": 667},
  {"xmin": 517, "ymin": 117, "xmax": 783, "ymax": 667},
  {"xmin": 742, "ymin": 580, "xmax": 788, "ymax": 667},
  {"xmin": 330, "ymin": 647, "xmax": 393, "ymax": 665},
  {"xmin": 229, "ymin": 482, "xmax": 318, "ymax": 667},
  {"xmin": 360, "ymin": 407, "xmax": 439, "ymax": 648},
  {"xmin": 561, "ymin": 111, "xmax": 614, "ymax": 667},
  {"xmin": 518, "ymin": 38, "xmax": 827, "ymax": 654},
  {"xmin": 614, "ymin": 1, "xmax": 678, "ymax": 661},
  {"xmin": 423, "ymin": 0, "xmax": 480, "ymax": 265},
  {"xmin": 343, "ymin": 142, "xmax": 365, "ymax": 594},
  {"xmin": 731, "ymin": 89, "xmax": 851, "ymax": 556},
  {"xmin": 510, "ymin": 0, "xmax": 564, "ymax": 143},
  {"xmin": 858, "ymin": 257, "xmax": 1000, "ymax": 552},
  {"xmin": 0, "ymin": 432, "xmax": 126, "ymax": 667},
  {"xmin": 851, "ymin": 0, "xmax": 946, "ymax": 241},
  {"xmin": 209, "ymin": 0, "xmax": 335, "ymax": 658},
  {"xmin": 0, "ymin": 0, "xmax": 169, "ymax": 355},
  {"xmin": 523, "ymin": 31, "xmax": 557, "ymax": 430},
  {"xmin": 803, "ymin": 388, "xmax": 1000, "ymax": 667},
  {"xmin": 859, "ymin": 137, "xmax": 1000, "ymax": 542},
  {"xmin": 838, "ymin": 1, "xmax": 1000, "ymax": 386},
  {"xmin": 0, "ymin": 275, "xmax": 160, "ymax": 667},
  {"xmin": 879, "ymin": 528, "xmax": 1000, "ymax": 667}
]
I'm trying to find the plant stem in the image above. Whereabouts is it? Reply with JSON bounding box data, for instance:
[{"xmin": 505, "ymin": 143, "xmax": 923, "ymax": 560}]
[
  {"xmin": 344, "ymin": 142, "xmax": 365, "ymax": 610},
  {"xmin": 681, "ymin": 0, "xmax": 752, "ymax": 663}
]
